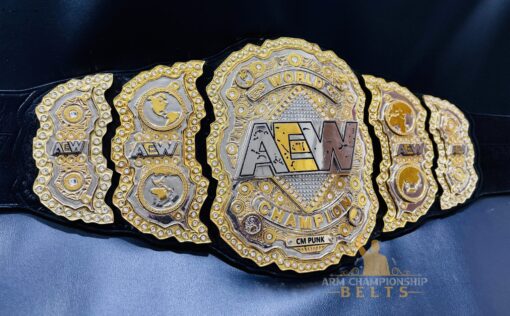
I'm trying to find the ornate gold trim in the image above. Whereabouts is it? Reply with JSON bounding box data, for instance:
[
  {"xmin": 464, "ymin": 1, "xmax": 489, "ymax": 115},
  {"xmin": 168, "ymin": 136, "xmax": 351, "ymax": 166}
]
[
  {"xmin": 207, "ymin": 37, "xmax": 379, "ymax": 272},
  {"xmin": 423, "ymin": 95, "xmax": 478, "ymax": 209},
  {"xmin": 111, "ymin": 63, "xmax": 210, "ymax": 243},
  {"xmin": 33, "ymin": 74, "xmax": 114, "ymax": 224},
  {"xmin": 364, "ymin": 75, "xmax": 438, "ymax": 232}
]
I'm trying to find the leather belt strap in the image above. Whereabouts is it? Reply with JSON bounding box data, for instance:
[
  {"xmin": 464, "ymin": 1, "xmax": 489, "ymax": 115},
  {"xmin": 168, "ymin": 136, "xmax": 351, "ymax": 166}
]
[
  {"xmin": 470, "ymin": 113, "xmax": 510, "ymax": 196},
  {"xmin": 0, "ymin": 37, "xmax": 507, "ymax": 276}
]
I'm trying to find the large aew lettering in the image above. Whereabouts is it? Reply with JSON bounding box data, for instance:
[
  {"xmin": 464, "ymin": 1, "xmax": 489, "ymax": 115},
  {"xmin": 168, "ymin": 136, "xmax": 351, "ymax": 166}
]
[{"xmin": 236, "ymin": 121, "xmax": 357, "ymax": 178}]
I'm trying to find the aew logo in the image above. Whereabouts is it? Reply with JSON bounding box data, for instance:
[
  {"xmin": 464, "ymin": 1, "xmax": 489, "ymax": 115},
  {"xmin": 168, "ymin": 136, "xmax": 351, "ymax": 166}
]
[
  {"xmin": 130, "ymin": 141, "xmax": 178, "ymax": 158},
  {"xmin": 236, "ymin": 121, "xmax": 357, "ymax": 178},
  {"xmin": 51, "ymin": 141, "xmax": 86, "ymax": 155}
]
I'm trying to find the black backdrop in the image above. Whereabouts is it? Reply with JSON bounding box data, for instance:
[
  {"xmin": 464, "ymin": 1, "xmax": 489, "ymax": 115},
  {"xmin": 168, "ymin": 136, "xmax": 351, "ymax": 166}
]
[{"xmin": 1, "ymin": 0, "xmax": 510, "ymax": 115}]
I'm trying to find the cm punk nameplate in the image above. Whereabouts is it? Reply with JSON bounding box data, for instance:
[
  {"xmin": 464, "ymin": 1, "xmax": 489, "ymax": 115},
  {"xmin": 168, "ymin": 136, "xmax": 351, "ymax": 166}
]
[
  {"xmin": 111, "ymin": 63, "xmax": 209, "ymax": 242},
  {"xmin": 33, "ymin": 74, "xmax": 114, "ymax": 224},
  {"xmin": 207, "ymin": 38, "xmax": 379, "ymax": 272}
]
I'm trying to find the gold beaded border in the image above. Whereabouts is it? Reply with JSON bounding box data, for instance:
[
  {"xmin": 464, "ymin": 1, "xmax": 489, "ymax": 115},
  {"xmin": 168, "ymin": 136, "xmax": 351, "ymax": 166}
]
[
  {"xmin": 111, "ymin": 62, "xmax": 210, "ymax": 243},
  {"xmin": 364, "ymin": 75, "xmax": 438, "ymax": 232},
  {"xmin": 423, "ymin": 95, "xmax": 478, "ymax": 209},
  {"xmin": 33, "ymin": 74, "xmax": 114, "ymax": 224},
  {"xmin": 206, "ymin": 37, "xmax": 379, "ymax": 273}
]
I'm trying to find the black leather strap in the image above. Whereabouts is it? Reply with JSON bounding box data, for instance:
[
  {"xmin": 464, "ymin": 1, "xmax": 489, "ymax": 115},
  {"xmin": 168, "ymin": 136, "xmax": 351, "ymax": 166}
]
[
  {"xmin": 0, "ymin": 88, "xmax": 48, "ymax": 209},
  {"xmin": 470, "ymin": 113, "xmax": 510, "ymax": 196},
  {"xmin": 0, "ymin": 61, "xmax": 508, "ymax": 278}
]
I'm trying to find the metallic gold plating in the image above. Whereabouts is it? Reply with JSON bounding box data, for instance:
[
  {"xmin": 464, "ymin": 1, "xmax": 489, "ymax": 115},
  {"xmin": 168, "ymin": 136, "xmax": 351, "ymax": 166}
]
[
  {"xmin": 111, "ymin": 63, "xmax": 209, "ymax": 242},
  {"xmin": 207, "ymin": 37, "xmax": 379, "ymax": 273},
  {"xmin": 33, "ymin": 74, "xmax": 114, "ymax": 223},
  {"xmin": 364, "ymin": 75, "xmax": 438, "ymax": 232},
  {"xmin": 423, "ymin": 95, "xmax": 478, "ymax": 209}
]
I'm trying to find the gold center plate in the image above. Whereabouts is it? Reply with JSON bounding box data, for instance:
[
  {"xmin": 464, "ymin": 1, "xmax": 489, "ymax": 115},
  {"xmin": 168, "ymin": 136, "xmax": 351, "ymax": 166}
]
[{"xmin": 207, "ymin": 37, "xmax": 379, "ymax": 273}]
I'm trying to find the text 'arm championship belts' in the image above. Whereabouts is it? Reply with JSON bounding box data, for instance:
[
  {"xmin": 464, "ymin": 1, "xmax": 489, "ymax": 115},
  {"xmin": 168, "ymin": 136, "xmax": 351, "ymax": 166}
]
[
  {"xmin": 8, "ymin": 36, "xmax": 494, "ymax": 275},
  {"xmin": 111, "ymin": 62, "xmax": 210, "ymax": 242},
  {"xmin": 33, "ymin": 74, "xmax": 114, "ymax": 224}
]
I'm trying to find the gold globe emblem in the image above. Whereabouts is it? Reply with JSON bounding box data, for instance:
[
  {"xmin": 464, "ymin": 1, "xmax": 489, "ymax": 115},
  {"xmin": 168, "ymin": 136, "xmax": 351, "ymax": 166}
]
[
  {"xmin": 395, "ymin": 164, "xmax": 428, "ymax": 203},
  {"xmin": 385, "ymin": 101, "xmax": 415, "ymax": 135},
  {"xmin": 148, "ymin": 93, "xmax": 181, "ymax": 126},
  {"xmin": 138, "ymin": 86, "xmax": 186, "ymax": 131}
]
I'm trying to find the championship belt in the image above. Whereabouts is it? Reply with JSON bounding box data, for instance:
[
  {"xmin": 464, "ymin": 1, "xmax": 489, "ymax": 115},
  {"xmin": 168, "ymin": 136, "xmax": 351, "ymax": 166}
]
[{"xmin": 0, "ymin": 37, "xmax": 507, "ymax": 276}]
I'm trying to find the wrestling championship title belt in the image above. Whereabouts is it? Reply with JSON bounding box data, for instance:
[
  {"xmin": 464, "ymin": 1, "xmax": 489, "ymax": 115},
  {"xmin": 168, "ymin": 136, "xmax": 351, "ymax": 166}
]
[{"xmin": 0, "ymin": 37, "xmax": 507, "ymax": 276}]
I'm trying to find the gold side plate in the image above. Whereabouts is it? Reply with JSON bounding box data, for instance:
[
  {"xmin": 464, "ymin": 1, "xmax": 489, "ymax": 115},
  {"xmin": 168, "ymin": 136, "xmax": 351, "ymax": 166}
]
[
  {"xmin": 364, "ymin": 75, "xmax": 438, "ymax": 232},
  {"xmin": 33, "ymin": 74, "xmax": 114, "ymax": 223},
  {"xmin": 111, "ymin": 62, "xmax": 209, "ymax": 243},
  {"xmin": 423, "ymin": 95, "xmax": 478, "ymax": 209},
  {"xmin": 207, "ymin": 37, "xmax": 379, "ymax": 273}
]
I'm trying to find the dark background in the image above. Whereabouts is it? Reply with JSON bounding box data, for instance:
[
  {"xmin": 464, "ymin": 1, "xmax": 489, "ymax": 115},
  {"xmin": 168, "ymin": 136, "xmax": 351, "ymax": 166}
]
[{"xmin": 1, "ymin": 0, "xmax": 510, "ymax": 115}]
